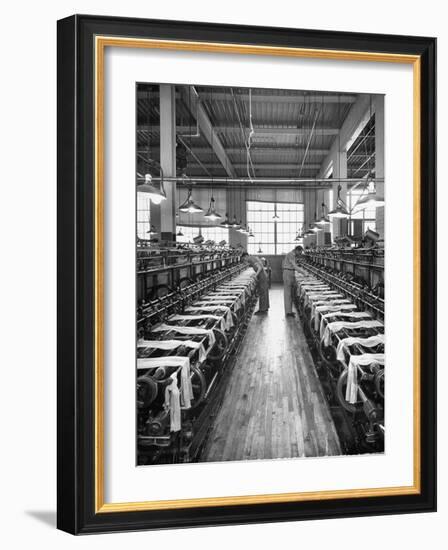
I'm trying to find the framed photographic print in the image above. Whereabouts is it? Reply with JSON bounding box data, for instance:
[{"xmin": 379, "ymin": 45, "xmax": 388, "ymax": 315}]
[{"xmin": 57, "ymin": 14, "xmax": 436, "ymax": 534}]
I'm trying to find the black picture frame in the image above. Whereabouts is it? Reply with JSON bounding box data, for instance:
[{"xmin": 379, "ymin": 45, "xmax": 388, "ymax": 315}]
[{"xmin": 57, "ymin": 14, "xmax": 436, "ymax": 534}]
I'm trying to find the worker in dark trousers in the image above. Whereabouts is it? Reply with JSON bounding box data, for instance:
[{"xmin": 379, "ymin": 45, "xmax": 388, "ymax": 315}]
[
  {"xmin": 261, "ymin": 257, "xmax": 272, "ymax": 288},
  {"xmin": 282, "ymin": 245, "xmax": 304, "ymax": 317},
  {"xmin": 241, "ymin": 252, "xmax": 270, "ymax": 315}
]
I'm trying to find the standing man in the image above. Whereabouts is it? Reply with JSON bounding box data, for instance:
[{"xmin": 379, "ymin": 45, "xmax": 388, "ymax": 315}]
[
  {"xmin": 282, "ymin": 245, "xmax": 304, "ymax": 317},
  {"xmin": 241, "ymin": 252, "xmax": 270, "ymax": 315}
]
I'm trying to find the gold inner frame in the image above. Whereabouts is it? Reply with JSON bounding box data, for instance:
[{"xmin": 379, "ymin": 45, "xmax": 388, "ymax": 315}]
[{"xmin": 94, "ymin": 36, "xmax": 421, "ymax": 513}]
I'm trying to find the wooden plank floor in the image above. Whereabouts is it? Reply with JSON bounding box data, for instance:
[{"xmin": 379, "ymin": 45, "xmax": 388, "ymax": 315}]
[{"xmin": 201, "ymin": 284, "xmax": 341, "ymax": 462}]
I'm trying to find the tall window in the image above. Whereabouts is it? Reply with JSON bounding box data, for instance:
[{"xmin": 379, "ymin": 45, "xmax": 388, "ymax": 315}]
[
  {"xmin": 137, "ymin": 192, "xmax": 151, "ymax": 239},
  {"xmin": 246, "ymin": 201, "xmax": 304, "ymax": 255},
  {"xmin": 176, "ymin": 225, "xmax": 229, "ymax": 244},
  {"xmin": 348, "ymin": 188, "xmax": 376, "ymax": 235}
]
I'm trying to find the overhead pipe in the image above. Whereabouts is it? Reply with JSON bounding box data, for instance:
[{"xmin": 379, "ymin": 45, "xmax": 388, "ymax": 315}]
[{"xmin": 140, "ymin": 175, "xmax": 384, "ymax": 185}]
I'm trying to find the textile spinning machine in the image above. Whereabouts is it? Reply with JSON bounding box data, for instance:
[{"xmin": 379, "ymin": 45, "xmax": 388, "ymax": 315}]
[
  {"xmin": 136, "ymin": 250, "xmax": 258, "ymax": 464},
  {"xmin": 295, "ymin": 248, "xmax": 385, "ymax": 453},
  {"xmin": 137, "ymin": 243, "xmax": 242, "ymax": 304}
]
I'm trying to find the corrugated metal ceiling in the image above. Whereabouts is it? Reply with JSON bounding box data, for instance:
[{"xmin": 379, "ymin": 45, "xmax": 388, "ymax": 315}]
[{"xmin": 137, "ymin": 84, "xmax": 373, "ymax": 180}]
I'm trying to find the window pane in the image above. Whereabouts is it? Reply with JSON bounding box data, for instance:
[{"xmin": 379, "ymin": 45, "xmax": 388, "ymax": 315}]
[
  {"xmin": 137, "ymin": 192, "xmax": 152, "ymax": 239},
  {"xmin": 246, "ymin": 200, "xmax": 303, "ymax": 256},
  {"xmin": 175, "ymin": 225, "xmax": 230, "ymax": 244}
]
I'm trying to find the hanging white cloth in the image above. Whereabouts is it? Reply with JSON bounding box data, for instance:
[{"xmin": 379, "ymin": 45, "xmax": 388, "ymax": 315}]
[
  {"xmin": 305, "ymin": 292, "xmax": 343, "ymax": 306},
  {"xmin": 137, "ymin": 339, "xmax": 207, "ymax": 363},
  {"xmin": 300, "ymin": 285, "xmax": 330, "ymax": 295},
  {"xmin": 319, "ymin": 311, "xmax": 372, "ymax": 339},
  {"xmin": 346, "ymin": 353, "xmax": 385, "ymax": 404},
  {"xmin": 195, "ymin": 298, "xmax": 241, "ymax": 311},
  {"xmin": 152, "ymin": 324, "xmax": 216, "ymax": 348},
  {"xmin": 220, "ymin": 286, "xmax": 251, "ymax": 292},
  {"xmin": 322, "ymin": 320, "xmax": 384, "ymax": 346},
  {"xmin": 185, "ymin": 305, "xmax": 233, "ymax": 330},
  {"xmin": 170, "ymin": 313, "xmax": 229, "ymax": 332},
  {"xmin": 164, "ymin": 374, "xmax": 181, "ymax": 432},
  {"xmin": 137, "ymin": 355, "xmax": 194, "ymax": 412},
  {"xmin": 336, "ymin": 334, "xmax": 385, "ymax": 362},
  {"xmin": 313, "ymin": 303, "xmax": 358, "ymax": 330},
  {"xmin": 211, "ymin": 288, "xmax": 246, "ymax": 296},
  {"xmin": 206, "ymin": 293, "xmax": 245, "ymax": 306},
  {"xmin": 311, "ymin": 299, "xmax": 351, "ymax": 317}
]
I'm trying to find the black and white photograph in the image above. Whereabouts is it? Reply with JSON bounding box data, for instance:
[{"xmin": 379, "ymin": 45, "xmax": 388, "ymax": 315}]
[{"xmin": 136, "ymin": 83, "xmax": 385, "ymax": 465}]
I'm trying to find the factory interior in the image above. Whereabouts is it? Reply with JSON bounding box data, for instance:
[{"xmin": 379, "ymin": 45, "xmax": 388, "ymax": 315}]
[{"xmin": 136, "ymin": 84, "xmax": 385, "ymax": 465}]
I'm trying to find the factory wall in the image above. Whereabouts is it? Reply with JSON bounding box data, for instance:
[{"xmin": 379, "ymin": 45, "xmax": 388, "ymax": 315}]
[{"xmin": 175, "ymin": 186, "xmax": 324, "ymax": 251}]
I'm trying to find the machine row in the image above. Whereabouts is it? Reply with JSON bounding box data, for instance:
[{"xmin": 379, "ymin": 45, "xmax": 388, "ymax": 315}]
[{"xmin": 136, "ymin": 263, "xmax": 258, "ymax": 464}]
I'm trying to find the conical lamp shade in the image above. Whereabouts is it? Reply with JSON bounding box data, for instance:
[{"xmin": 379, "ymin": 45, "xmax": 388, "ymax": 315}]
[
  {"xmin": 220, "ymin": 213, "xmax": 231, "ymax": 228},
  {"xmin": 328, "ymin": 203, "xmax": 350, "ymax": 219},
  {"xmin": 231, "ymin": 216, "xmax": 240, "ymax": 228},
  {"xmin": 315, "ymin": 214, "xmax": 330, "ymax": 225},
  {"xmin": 146, "ymin": 224, "xmax": 158, "ymax": 235},
  {"xmin": 178, "ymin": 189, "xmax": 204, "ymax": 213},
  {"xmin": 204, "ymin": 197, "xmax": 222, "ymax": 221},
  {"xmin": 138, "ymin": 174, "xmax": 166, "ymax": 204},
  {"xmin": 356, "ymin": 193, "xmax": 385, "ymax": 210},
  {"xmin": 355, "ymin": 180, "xmax": 385, "ymax": 210}
]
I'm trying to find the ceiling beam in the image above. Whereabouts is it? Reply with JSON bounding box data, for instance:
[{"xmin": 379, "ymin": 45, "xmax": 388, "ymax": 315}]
[
  {"xmin": 199, "ymin": 93, "xmax": 357, "ymax": 104},
  {"xmin": 138, "ymin": 90, "xmax": 357, "ymax": 104},
  {"xmin": 192, "ymin": 163, "xmax": 322, "ymax": 170},
  {"xmin": 138, "ymin": 125, "xmax": 339, "ymax": 136},
  {"xmin": 178, "ymin": 86, "xmax": 236, "ymax": 178},
  {"xmin": 137, "ymin": 146, "xmax": 330, "ymax": 156}
]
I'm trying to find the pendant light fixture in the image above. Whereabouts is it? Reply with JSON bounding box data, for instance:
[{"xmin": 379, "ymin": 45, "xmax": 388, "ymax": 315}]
[
  {"xmin": 236, "ymin": 220, "xmax": 248, "ymax": 233},
  {"xmin": 328, "ymin": 184, "xmax": 350, "ymax": 219},
  {"xmin": 304, "ymin": 222, "xmax": 316, "ymax": 236},
  {"xmin": 328, "ymin": 95, "xmax": 349, "ymax": 221},
  {"xmin": 257, "ymin": 243, "xmax": 263, "ymax": 254},
  {"xmin": 355, "ymin": 95, "xmax": 384, "ymax": 210},
  {"xmin": 315, "ymin": 202, "xmax": 330, "ymax": 225},
  {"xmin": 146, "ymin": 224, "xmax": 158, "ymax": 236},
  {"xmin": 248, "ymin": 227, "xmax": 254, "ymax": 237},
  {"xmin": 178, "ymin": 187, "xmax": 204, "ymax": 213},
  {"xmin": 311, "ymin": 195, "xmax": 323, "ymax": 232},
  {"xmin": 137, "ymin": 86, "xmax": 166, "ymax": 204},
  {"xmin": 220, "ymin": 212, "xmax": 231, "ymax": 228},
  {"xmin": 138, "ymin": 172, "xmax": 167, "ymax": 204},
  {"xmin": 144, "ymin": 200, "xmax": 158, "ymax": 237},
  {"xmin": 230, "ymin": 215, "xmax": 240, "ymax": 229},
  {"xmin": 204, "ymin": 196, "xmax": 222, "ymax": 221},
  {"xmin": 176, "ymin": 227, "xmax": 184, "ymax": 237},
  {"xmin": 272, "ymin": 193, "xmax": 280, "ymax": 220},
  {"xmin": 355, "ymin": 178, "xmax": 385, "ymax": 210}
]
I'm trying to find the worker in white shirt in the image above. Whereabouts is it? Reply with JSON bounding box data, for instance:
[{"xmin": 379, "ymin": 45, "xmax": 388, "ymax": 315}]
[
  {"xmin": 241, "ymin": 252, "xmax": 270, "ymax": 315},
  {"xmin": 282, "ymin": 245, "xmax": 304, "ymax": 317}
]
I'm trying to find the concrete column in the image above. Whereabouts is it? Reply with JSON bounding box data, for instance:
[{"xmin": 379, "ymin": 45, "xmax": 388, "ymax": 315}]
[
  {"xmin": 332, "ymin": 149, "xmax": 347, "ymax": 239},
  {"xmin": 373, "ymin": 95, "xmax": 385, "ymax": 238},
  {"xmin": 159, "ymin": 84, "xmax": 176, "ymax": 242}
]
